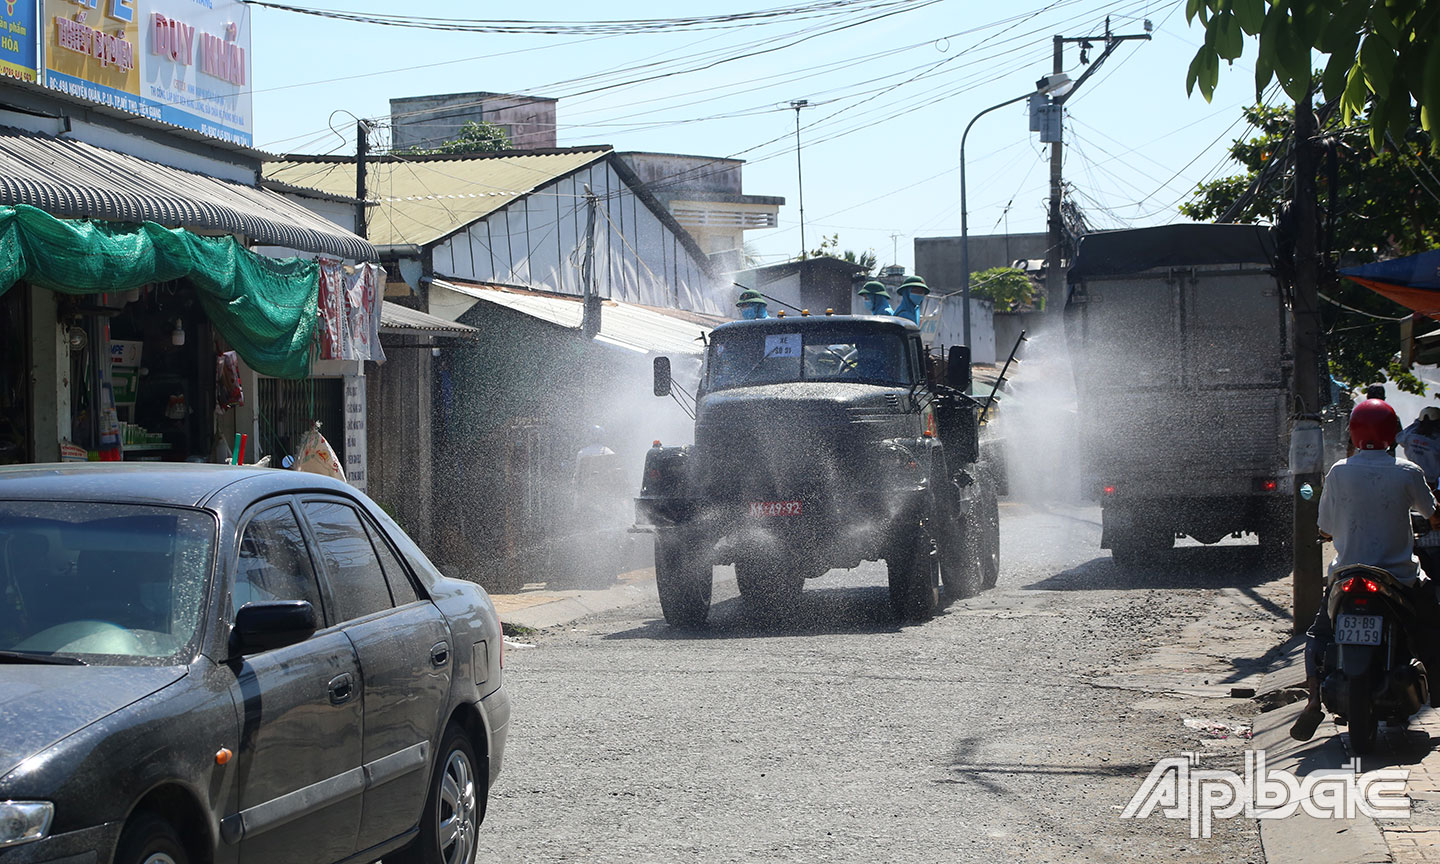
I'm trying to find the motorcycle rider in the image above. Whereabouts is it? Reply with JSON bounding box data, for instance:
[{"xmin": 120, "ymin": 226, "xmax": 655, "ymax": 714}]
[
  {"xmin": 1399, "ymin": 406, "xmax": 1440, "ymax": 578},
  {"xmin": 1292, "ymin": 398, "xmax": 1440, "ymax": 741}
]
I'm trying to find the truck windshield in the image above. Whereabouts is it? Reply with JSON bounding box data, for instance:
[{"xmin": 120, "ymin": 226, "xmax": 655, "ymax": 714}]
[{"xmin": 706, "ymin": 327, "xmax": 914, "ymax": 391}]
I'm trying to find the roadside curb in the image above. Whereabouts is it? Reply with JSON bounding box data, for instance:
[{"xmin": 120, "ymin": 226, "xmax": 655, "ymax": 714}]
[
  {"xmin": 495, "ymin": 577, "xmax": 658, "ymax": 631},
  {"xmin": 491, "ymin": 568, "xmax": 736, "ymax": 631},
  {"xmin": 1252, "ymin": 638, "xmax": 1392, "ymax": 864}
]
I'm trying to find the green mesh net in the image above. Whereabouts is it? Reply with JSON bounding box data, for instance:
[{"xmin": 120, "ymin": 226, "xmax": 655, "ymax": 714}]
[{"xmin": 0, "ymin": 204, "xmax": 319, "ymax": 379}]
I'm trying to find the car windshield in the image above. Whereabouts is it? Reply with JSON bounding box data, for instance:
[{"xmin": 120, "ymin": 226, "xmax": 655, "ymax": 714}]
[
  {"xmin": 706, "ymin": 327, "xmax": 914, "ymax": 391},
  {"xmin": 0, "ymin": 501, "xmax": 215, "ymax": 666}
]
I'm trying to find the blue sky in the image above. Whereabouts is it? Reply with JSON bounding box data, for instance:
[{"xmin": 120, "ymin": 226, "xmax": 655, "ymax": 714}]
[{"xmin": 248, "ymin": 0, "xmax": 1277, "ymax": 273}]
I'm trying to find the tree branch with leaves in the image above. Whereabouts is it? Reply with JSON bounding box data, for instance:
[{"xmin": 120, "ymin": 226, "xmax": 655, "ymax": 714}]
[{"xmin": 1185, "ymin": 0, "xmax": 1440, "ymax": 151}]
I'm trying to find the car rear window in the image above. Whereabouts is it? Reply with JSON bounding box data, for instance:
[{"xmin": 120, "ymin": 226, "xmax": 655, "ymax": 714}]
[{"xmin": 0, "ymin": 501, "xmax": 215, "ymax": 665}]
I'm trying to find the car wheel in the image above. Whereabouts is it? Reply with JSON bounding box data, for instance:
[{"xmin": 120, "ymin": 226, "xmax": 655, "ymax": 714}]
[
  {"xmin": 394, "ymin": 724, "xmax": 481, "ymax": 864},
  {"xmin": 115, "ymin": 813, "xmax": 189, "ymax": 864}
]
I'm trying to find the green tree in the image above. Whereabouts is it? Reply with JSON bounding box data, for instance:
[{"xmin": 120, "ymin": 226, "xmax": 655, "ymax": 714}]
[
  {"xmin": 1181, "ymin": 101, "xmax": 1440, "ymax": 392},
  {"xmin": 1184, "ymin": 0, "xmax": 1440, "ymax": 150},
  {"xmin": 969, "ymin": 266, "xmax": 1041, "ymax": 311},
  {"xmin": 800, "ymin": 233, "xmax": 877, "ymax": 273},
  {"xmin": 401, "ymin": 120, "xmax": 512, "ymax": 155}
]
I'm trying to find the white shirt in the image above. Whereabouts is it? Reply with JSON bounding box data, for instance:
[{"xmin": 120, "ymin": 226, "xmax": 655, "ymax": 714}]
[
  {"xmin": 1398, "ymin": 423, "xmax": 1440, "ymax": 484},
  {"xmin": 1317, "ymin": 449, "xmax": 1437, "ymax": 584}
]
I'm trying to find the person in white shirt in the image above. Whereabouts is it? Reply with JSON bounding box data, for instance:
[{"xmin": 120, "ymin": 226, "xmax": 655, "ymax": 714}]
[
  {"xmin": 1397, "ymin": 406, "xmax": 1440, "ymax": 484},
  {"xmin": 1292, "ymin": 398, "xmax": 1440, "ymax": 741}
]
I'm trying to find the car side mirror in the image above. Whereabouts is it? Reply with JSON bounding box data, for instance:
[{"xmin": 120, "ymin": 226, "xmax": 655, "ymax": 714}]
[
  {"xmin": 947, "ymin": 345, "xmax": 972, "ymax": 391},
  {"xmin": 232, "ymin": 601, "xmax": 317, "ymax": 656},
  {"xmin": 653, "ymin": 356, "xmax": 672, "ymax": 397}
]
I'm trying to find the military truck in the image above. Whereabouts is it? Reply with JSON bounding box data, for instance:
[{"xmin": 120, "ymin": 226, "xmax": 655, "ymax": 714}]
[
  {"xmin": 1065, "ymin": 223, "xmax": 1292, "ymax": 564},
  {"xmin": 634, "ymin": 314, "xmax": 1001, "ymax": 626}
]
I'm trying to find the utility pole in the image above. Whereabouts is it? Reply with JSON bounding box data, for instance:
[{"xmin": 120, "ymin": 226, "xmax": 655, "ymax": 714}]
[
  {"xmin": 354, "ymin": 119, "xmax": 369, "ymax": 240},
  {"xmin": 581, "ymin": 186, "xmax": 600, "ymax": 339},
  {"xmin": 1042, "ymin": 19, "xmax": 1151, "ymax": 315},
  {"xmin": 1290, "ymin": 91, "xmax": 1325, "ymax": 632},
  {"xmin": 790, "ymin": 99, "xmax": 810, "ymax": 258}
]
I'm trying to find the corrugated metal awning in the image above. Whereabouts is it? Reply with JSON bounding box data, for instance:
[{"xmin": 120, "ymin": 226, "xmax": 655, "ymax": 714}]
[
  {"xmin": 0, "ymin": 126, "xmax": 375, "ymax": 260},
  {"xmin": 432, "ymin": 279, "xmax": 712, "ymax": 355},
  {"xmin": 264, "ymin": 148, "xmax": 611, "ymax": 248},
  {"xmin": 380, "ymin": 301, "xmax": 479, "ymax": 340}
]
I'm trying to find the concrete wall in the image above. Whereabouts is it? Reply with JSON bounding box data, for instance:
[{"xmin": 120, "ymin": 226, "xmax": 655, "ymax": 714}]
[
  {"xmin": 914, "ymin": 232, "xmax": 1050, "ymax": 290},
  {"xmin": 432, "ymin": 160, "xmax": 723, "ymax": 315},
  {"xmin": 365, "ymin": 335, "xmax": 435, "ymax": 553},
  {"xmin": 920, "ymin": 298, "xmax": 997, "ymax": 365},
  {"xmin": 389, "ymin": 92, "xmax": 557, "ymax": 151},
  {"xmin": 618, "ymin": 153, "xmax": 744, "ymax": 199}
]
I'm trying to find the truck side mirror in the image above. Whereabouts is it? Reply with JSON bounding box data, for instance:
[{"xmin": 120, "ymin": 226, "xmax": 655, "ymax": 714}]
[
  {"xmin": 946, "ymin": 345, "xmax": 972, "ymax": 391},
  {"xmin": 653, "ymin": 356, "xmax": 672, "ymax": 397}
]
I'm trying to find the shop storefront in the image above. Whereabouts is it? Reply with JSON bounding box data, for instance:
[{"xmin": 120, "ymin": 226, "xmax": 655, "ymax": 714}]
[{"xmin": 0, "ymin": 129, "xmax": 376, "ymax": 469}]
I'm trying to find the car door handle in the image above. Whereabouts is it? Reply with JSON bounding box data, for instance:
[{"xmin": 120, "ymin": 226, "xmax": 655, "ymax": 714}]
[
  {"xmin": 430, "ymin": 641, "xmax": 450, "ymax": 668},
  {"xmin": 328, "ymin": 672, "xmax": 355, "ymax": 705}
]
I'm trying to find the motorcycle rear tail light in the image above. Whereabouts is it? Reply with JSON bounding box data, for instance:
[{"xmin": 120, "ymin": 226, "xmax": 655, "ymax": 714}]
[{"xmin": 1340, "ymin": 576, "xmax": 1381, "ymax": 594}]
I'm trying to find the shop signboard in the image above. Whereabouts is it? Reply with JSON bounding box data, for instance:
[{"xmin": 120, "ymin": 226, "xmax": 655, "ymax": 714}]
[
  {"xmin": 342, "ymin": 373, "xmax": 367, "ymax": 492},
  {"xmin": 43, "ymin": 0, "xmax": 253, "ymax": 146},
  {"xmin": 1, "ymin": 0, "xmax": 39, "ymax": 83}
]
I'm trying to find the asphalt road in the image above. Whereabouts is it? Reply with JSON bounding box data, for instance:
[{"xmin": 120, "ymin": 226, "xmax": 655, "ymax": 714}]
[{"xmin": 483, "ymin": 503, "xmax": 1290, "ymax": 863}]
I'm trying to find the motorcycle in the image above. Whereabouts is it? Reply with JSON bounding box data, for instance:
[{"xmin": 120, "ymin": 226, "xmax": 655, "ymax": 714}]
[{"xmin": 1319, "ymin": 515, "xmax": 1435, "ymax": 753}]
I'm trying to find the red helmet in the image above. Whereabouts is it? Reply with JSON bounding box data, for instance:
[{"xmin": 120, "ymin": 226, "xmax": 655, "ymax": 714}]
[{"xmin": 1350, "ymin": 398, "xmax": 1400, "ymax": 451}]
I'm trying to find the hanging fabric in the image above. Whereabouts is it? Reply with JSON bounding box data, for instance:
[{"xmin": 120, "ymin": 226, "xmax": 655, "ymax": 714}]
[{"xmin": 0, "ymin": 204, "xmax": 321, "ymax": 379}]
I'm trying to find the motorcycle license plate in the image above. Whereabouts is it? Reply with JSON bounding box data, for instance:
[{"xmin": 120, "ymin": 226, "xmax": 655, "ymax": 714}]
[
  {"xmin": 1336, "ymin": 614, "xmax": 1382, "ymax": 646},
  {"xmin": 749, "ymin": 501, "xmax": 802, "ymax": 517}
]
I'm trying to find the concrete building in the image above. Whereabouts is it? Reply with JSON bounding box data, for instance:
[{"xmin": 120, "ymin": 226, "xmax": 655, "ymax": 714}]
[
  {"xmin": 0, "ymin": 0, "xmax": 376, "ymax": 475},
  {"xmin": 915, "ymin": 232, "xmax": 1051, "ymax": 288},
  {"xmin": 266, "ymin": 146, "xmax": 725, "ymax": 587},
  {"xmin": 390, "ymin": 92, "xmax": 558, "ymax": 151},
  {"xmin": 618, "ymin": 152, "xmax": 784, "ymax": 275},
  {"xmin": 733, "ymin": 257, "xmax": 870, "ymax": 318}
]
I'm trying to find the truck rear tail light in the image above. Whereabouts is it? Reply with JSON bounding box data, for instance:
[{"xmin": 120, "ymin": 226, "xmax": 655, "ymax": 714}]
[{"xmin": 1102, "ymin": 484, "xmax": 1116, "ymax": 496}]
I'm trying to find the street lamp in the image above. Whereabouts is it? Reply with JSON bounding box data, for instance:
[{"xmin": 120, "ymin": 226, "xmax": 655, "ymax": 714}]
[{"xmin": 959, "ymin": 73, "xmax": 1072, "ymax": 348}]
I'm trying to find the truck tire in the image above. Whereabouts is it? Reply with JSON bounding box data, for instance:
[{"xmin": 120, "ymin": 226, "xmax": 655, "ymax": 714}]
[
  {"xmin": 655, "ymin": 529, "xmax": 712, "ymax": 627},
  {"xmin": 888, "ymin": 519, "xmax": 940, "ymax": 621},
  {"xmin": 977, "ymin": 485, "xmax": 1001, "ymax": 589},
  {"xmin": 933, "ymin": 474, "xmax": 979, "ymax": 600},
  {"xmin": 942, "ymin": 524, "xmax": 981, "ymax": 601}
]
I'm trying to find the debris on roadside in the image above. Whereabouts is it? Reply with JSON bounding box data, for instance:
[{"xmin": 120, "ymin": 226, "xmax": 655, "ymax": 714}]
[{"xmin": 1184, "ymin": 717, "xmax": 1253, "ymax": 739}]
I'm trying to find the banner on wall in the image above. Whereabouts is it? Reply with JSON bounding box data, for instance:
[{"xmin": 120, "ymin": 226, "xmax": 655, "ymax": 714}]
[
  {"xmin": 43, "ymin": 0, "xmax": 253, "ymax": 145},
  {"xmin": 0, "ymin": 0, "xmax": 38, "ymax": 83}
]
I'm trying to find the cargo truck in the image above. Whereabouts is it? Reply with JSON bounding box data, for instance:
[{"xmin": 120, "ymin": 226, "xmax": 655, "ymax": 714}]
[{"xmin": 1065, "ymin": 224, "xmax": 1292, "ymax": 564}]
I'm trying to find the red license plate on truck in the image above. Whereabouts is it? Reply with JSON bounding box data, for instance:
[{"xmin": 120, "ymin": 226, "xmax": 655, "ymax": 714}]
[{"xmin": 749, "ymin": 501, "xmax": 802, "ymax": 517}]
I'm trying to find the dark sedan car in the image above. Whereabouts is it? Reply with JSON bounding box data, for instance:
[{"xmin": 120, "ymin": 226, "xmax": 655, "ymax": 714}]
[{"xmin": 0, "ymin": 464, "xmax": 509, "ymax": 864}]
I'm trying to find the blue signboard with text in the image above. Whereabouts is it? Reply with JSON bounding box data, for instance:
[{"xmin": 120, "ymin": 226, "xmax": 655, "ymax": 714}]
[{"xmin": 0, "ymin": 0, "xmax": 39, "ymax": 83}]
